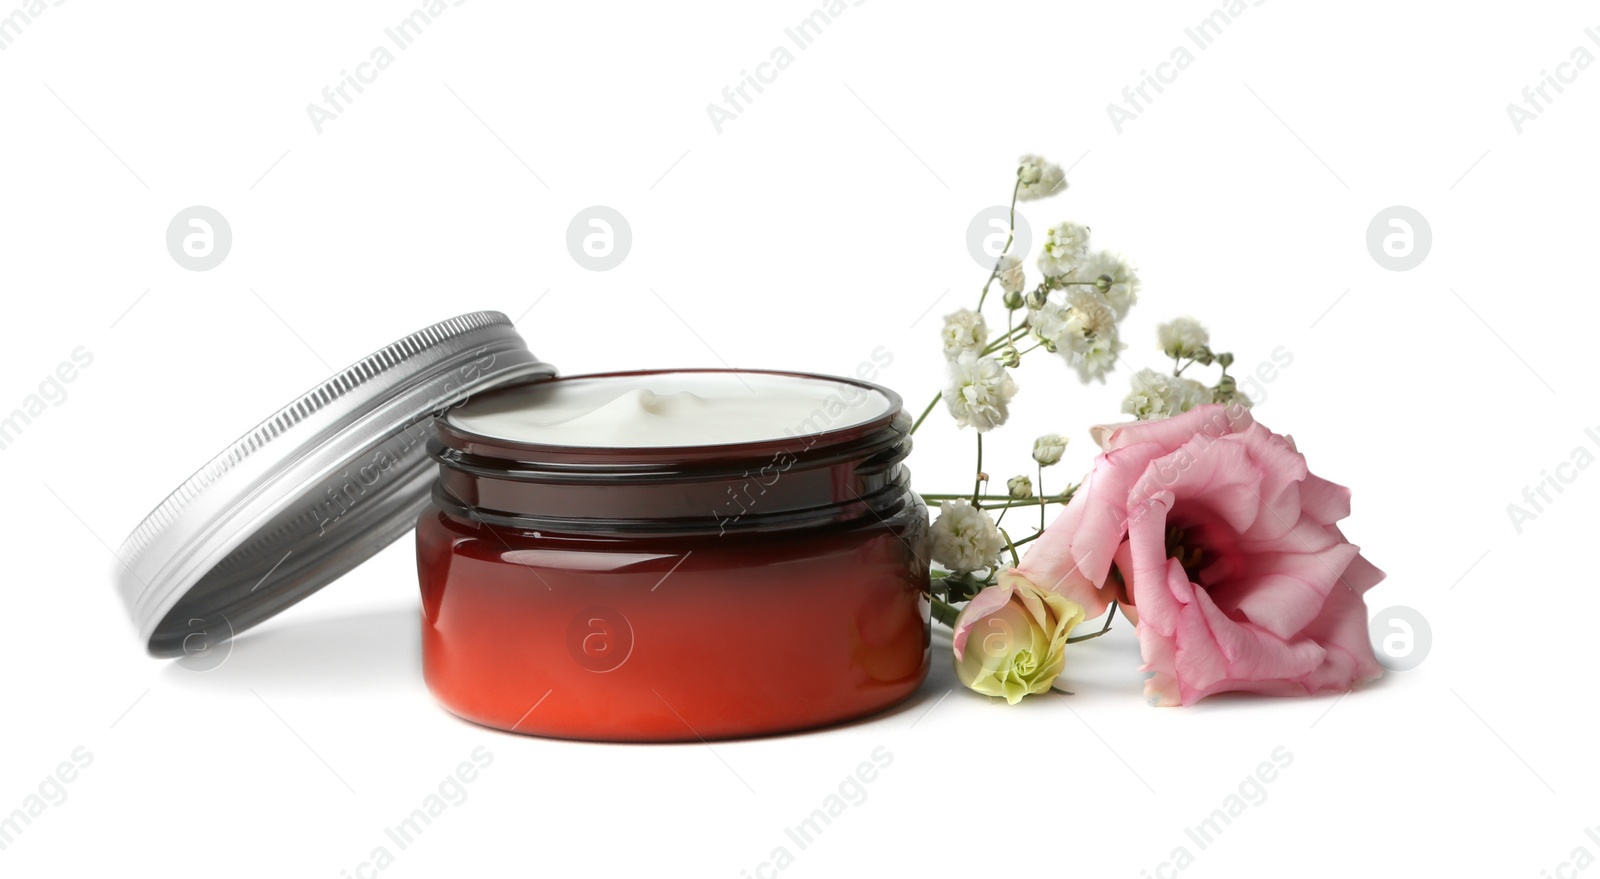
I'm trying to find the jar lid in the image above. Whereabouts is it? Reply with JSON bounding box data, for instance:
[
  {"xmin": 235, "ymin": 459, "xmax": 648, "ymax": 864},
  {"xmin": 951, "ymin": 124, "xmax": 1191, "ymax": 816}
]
[{"xmin": 114, "ymin": 311, "xmax": 557, "ymax": 657}]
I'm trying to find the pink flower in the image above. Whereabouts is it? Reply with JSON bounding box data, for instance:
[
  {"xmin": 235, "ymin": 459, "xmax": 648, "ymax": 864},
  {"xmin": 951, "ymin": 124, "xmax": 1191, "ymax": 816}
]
[{"xmin": 998, "ymin": 403, "xmax": 1384, "ymax": 706}]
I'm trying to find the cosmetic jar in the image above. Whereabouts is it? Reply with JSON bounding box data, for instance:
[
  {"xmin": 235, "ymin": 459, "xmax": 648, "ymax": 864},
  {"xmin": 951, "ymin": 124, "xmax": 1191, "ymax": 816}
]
[
  {"xmin": 420, "ymin": 371, "xmax": 930, "ymax": 740},
  {"xmin": 112, "ymin": 313, "xmax": 931, "ymax": 742}
]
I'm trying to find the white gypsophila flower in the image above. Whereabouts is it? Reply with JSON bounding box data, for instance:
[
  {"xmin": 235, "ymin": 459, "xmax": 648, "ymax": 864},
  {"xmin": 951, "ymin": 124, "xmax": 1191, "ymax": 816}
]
[
  {"xmin": 1174, "ymin": 376, "xmax": 1213, "ymax": 412},
  {"xmin": 1157, "ymin": 316, "xmax": 1210, "ymax": 360},
  {"xmin": 998, "ymin": 253, "xmax": 1026, "ymax": 296},
  {"xmin": 1121, "ymin": 369, "xmax": 1213, "ymax": 421},
  {"xmin": 1016, "ymin": 155, "xmax": 1066, "ymax": 201},
  {"xmin": 1071, "ymin": 250, "xmax": 1140, "ymax": 318},
  {"xmin": 940, "ymin": 308, "xmax": 988, "ymax": 360},
  {"xmin": 1007, "ymin": 474, "xmax": 1034, "ymax": 499},
  {"xmin": 1026, "ymin": 298, "xmax": 1070, "ymax": 348},
  {"xmin": 942, "ymin": 351, "xmax": 1018, "ymax": 432},
  {"xmin": 1070, "ymin": 333, "xmax": 1126, "ymax": 384},
  {"xmin": 1028, "ymin": 288, "xmax": 1125, "ymax": 384},
  {"xmin": 1032, "ymin": 433, "xmax": 1068, "ymax": 466},
  {"xmin": 1060, "ymin": 288, "xmax": 1117, "ymax": 343},
  {"xmin": 1036, "ymin": 222, "xmax": 1091, "ymax": 278},
  {"xmin": 930, "ymin": 499, "xmax": 1007, "ymax": 573}
]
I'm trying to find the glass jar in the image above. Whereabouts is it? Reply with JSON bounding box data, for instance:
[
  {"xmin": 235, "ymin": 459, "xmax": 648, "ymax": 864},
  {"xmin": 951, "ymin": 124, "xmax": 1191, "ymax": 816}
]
[{"xmin": 416, "ymin": 369, "xmax": 931, "ymax": 741}]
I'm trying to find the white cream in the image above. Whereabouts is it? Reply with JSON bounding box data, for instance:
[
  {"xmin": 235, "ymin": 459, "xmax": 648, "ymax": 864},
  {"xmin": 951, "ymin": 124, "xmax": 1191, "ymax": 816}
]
[{"xmin": 448, "ymin": 372, "xmax": 894, "ymax": 448}]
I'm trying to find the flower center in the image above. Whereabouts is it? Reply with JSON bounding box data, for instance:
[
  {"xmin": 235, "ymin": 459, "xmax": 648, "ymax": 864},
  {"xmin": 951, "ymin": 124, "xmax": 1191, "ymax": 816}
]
[
  {"xmin": 1166, "ymin": 523, "xmax": 1207, "ymax": 584},
  {"xmin": 1009, "ymin": 649, "xmax": 1037, "ymax": 679}
]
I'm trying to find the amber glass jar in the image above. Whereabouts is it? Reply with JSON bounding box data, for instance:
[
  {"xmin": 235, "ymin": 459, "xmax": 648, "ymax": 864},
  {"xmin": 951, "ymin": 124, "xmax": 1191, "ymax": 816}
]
[{"xmin": 416, "ymin": 369, "xmax": 930, "ymax": 741}]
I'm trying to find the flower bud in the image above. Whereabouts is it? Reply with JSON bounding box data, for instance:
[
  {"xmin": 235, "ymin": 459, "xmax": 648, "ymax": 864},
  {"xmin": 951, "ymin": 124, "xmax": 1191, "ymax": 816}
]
[
  {"xmin": 1025, "ymin": 289, "xmax": 1048, "ymax": 310},
  {"xmin": 1007, "ymin": 475, "xmax": 1034, "ymax": 499},
  {"xmin": 1032, "ymin": 433, "xmax": 1068, "ymax": 466},
  {"xmin": 1002, "ymin": 289, "xmax": 1025, "ymax": 311},
  {"xmin": 1216, "ymin": 352, "xmax": 1234, "ymax": 368},
  {"xmin": 952, "ymin": 578, "xmax": 1086, "ymax": 704},
  {"xmin": 998, "ymin": 346, "xmax": 1021, "ymax": 368},
  {"xmin": 1094, "ymin": 273, "xmax": 1113, "ymax": 294}
]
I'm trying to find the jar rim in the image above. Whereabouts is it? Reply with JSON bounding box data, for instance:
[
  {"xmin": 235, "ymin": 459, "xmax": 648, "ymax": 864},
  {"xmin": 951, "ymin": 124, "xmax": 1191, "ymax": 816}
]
[
  {"xmin": 434, "ymin": 368, "xmax": 906, "ymax": 463},
  {"xmin": 428, "ymin": 368, "xmax": 915, "ymax": 536}
]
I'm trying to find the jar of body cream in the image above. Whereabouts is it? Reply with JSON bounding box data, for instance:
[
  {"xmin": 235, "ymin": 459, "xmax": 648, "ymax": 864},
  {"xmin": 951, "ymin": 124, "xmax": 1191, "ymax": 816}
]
[
  {"xmin": 420, "ymin": 371, "xmax": 930, "ymax": 741},
  {"xmin": 111, "ymin": 313, "xmax": 931, "ymax": 742}
]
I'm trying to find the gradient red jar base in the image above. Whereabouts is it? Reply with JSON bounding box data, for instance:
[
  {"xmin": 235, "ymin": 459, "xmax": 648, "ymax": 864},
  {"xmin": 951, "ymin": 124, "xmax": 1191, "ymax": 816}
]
[
  {"xmin": 417, "ymin": 369, "xmax": 932, "ymax": 741},
  {"xmin": 417, "ymin": 504, "xmax": 929, "ymax": 741}
]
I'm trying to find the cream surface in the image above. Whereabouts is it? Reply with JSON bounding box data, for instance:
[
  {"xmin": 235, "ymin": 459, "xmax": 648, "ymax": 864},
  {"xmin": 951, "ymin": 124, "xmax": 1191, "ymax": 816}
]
[{"xmin": 448, "ymin": 373, "xmax": 894, "ymax": 447}]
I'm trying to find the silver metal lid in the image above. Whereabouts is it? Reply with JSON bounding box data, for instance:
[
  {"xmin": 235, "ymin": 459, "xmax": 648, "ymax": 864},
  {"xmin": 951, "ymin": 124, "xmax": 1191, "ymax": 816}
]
[{"xmin": 114, "ymin": 311, "xmax": 557, "ymax": 657}]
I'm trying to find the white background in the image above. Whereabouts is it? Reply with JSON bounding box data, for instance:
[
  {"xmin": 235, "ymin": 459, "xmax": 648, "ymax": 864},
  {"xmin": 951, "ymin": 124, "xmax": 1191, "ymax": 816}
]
[{"xmin": 2, "ymin": 1, "xmax": 1595, "ymax": 876}]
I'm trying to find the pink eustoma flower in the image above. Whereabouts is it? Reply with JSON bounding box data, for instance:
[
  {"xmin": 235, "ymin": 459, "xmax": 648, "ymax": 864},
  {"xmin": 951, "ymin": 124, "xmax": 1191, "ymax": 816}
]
[{"xmin": 998, "ymin": 403, "xmax": 1384, "ymax": 706}]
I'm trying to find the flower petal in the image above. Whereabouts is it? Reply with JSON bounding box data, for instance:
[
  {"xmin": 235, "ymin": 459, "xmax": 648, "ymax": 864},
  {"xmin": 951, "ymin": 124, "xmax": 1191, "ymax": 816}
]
[{"xmin": 951, "ymin": 579, "xmax": 1013, "ymax": 661}]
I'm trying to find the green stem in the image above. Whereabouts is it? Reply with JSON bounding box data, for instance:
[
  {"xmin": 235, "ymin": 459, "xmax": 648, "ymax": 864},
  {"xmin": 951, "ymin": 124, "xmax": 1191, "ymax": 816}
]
[
  {"xmin": 931, "ymin": 597, "xmax": 961, "ymax": 628},
  {"xmin": 1036, "ymin": 467, "xmax": 1049, "ymax": 528},
  {"xmin": 909, "ymin": 391, "xmax": 940, "ymax": 435},
  {"xmin": 999, "ymin": 528, "xmax": 1021, "ymax": 566},
  {"xmin": 1066, "ymin": 603, "xmax": 1117, "ymax": 644},
  {"xmin": 972, "ymin": 433, "xmax": 984, "ymax": 504},
  {"xmin": 1009, "ymin": 530, "xmax": 1043, "ymax": 549},
  {"xmin": 980, "ymin": 326, "xmax": 1028, "ymax": 356},
  {"xmin": 976, "ymin": 495, "xmax": 1071, "ymax": 511},
  {"xmin": 977, "ymin": 176, "xmax": 1025, "ymax": 311}
]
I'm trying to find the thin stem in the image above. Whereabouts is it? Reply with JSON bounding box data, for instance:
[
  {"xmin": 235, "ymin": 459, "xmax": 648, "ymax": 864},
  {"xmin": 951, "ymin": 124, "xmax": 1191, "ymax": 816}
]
[
  {"xmin": 1038, "ymin": 465, "xmax": 1046, "ymax": 531},
  {"xmin": 1066, "ymin": 603, "xmax": 1118, "ymax": 644},
  {"xmin": 972, "ymin": 433, "xmax": 984, "ymax": 504},
  {"xmin": 999, "ymin": 527, "xmax": 1020, "ymax": 567},
  {"xmin": 1009, "ymin": 530, "xmax": 1044, "ymax": 549},
  {"xmin": 981, "ymin": 325, "xmax": 1028, "ymax": 355},
  {"xmin": 910, "ymin": 391, "xmax": 940, "ymax": 435},
  {"xmin": 977, "ymin": 175, "xmax": 1025, "ymax": 310},
  {"xmin": 976, "ymin": 495, "xmax": 1072, "ymax": 511}
]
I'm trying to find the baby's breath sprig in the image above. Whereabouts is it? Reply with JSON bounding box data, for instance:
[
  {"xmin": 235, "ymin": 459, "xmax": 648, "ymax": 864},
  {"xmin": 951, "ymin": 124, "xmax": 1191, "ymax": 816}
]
[
  {"xmin": 917, "ymin": 154, "xmax": 1142, "ymax": 635},
  {"xmin": 916, "ymin": 156, "xmax": 1255, "ymax": 643}
]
